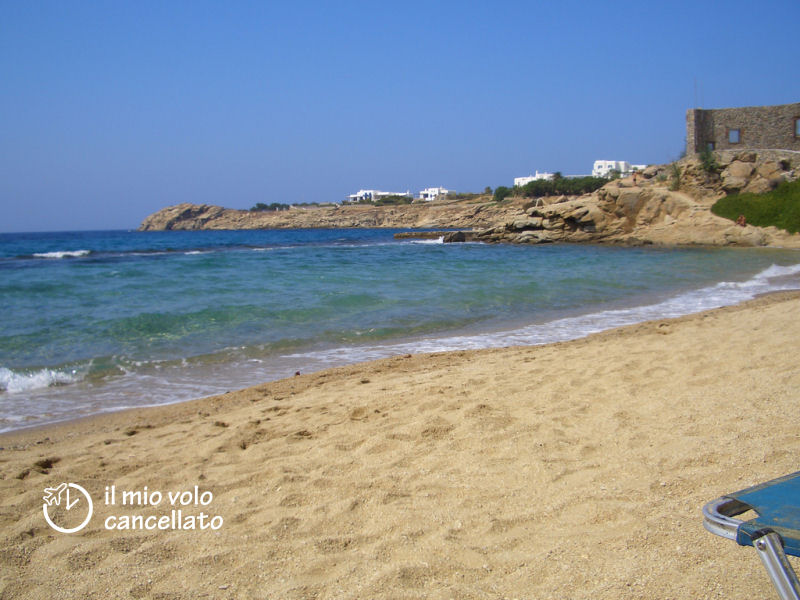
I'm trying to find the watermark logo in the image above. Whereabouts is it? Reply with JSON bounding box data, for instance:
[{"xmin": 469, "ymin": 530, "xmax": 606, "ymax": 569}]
[
  {"xmin": 42, "ymin": 482, "xmax": 94, "ymax": 533},
  {"xmin": 103, "ymin": 485, "xmax": 223, "ymax": 531},
  {"xmin": 42, "ymin": 482, "xmax": 223, "ymax": 533}
]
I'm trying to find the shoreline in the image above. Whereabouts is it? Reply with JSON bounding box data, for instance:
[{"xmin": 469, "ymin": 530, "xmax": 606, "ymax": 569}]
[
  {"xmin": 2, "ymin": 287, "xmax": 799, "ymax": 446},
  {"xmin": 0, "ymin": 289, "xmax": 800, "ymax": 452},
  {"xmin": 4, "ymin": 252, "xmax": 800, "ymax": 436},
  {"xmin": 3, "ymin": 290, "xmax": 800, "ymax": 598},
  {"xmin": 1, "ymin": 288, "xmax": 797, "ymax": 446}
]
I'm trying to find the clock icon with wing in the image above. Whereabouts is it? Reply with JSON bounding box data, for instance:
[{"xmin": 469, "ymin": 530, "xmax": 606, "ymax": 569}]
[{"xmin": 43, "ymin": 483, "xmax": 93, "ymax": 533}]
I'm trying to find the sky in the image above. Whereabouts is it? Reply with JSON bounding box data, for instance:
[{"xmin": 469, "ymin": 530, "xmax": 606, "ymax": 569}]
[{"xmin": 1, "ymin": 0, "xmax": 799, "ymax": 232}]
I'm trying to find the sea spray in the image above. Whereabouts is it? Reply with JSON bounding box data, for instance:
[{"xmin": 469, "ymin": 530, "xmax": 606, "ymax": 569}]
[{"xmin": 0, "ymin": 366, "xmax": 84, "ymax": 394}]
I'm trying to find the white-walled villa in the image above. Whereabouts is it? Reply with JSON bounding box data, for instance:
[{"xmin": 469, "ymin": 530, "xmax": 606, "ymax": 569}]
[
  {"xmin": 347, "ymin": 189, "xmax": 412, "ymax": 203},
  {"xmin": 350, "ymin": 159, "xmax": 652, "ymax": 206},
  {"xmin": 347, "ymin": 187, "xmax": 451, "ymax": 203},
  {"xmin": 591, "ymin": 160, "xmax": 647, "ymax": 178},
  {"xmin": 514, "ymin": 161, "xmax": 648, "ymax": 187},
  {"xmin": 513, "ymin": 171, "xmax": 555, "ymax": 187},
  {"xmin": 418, "ymin": 187, "xmax": 450, "ymax": 201}
]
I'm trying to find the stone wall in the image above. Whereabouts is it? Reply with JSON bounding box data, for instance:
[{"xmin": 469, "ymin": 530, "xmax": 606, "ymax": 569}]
[{"xmin": 686, "ymin": 102, "xmax": 800, "ymax": 155}]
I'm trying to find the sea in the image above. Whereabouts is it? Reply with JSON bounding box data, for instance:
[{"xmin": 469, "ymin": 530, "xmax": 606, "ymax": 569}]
[{"xmin": 2, "ymin": 228, "xmax": 800, "ymax": 433}]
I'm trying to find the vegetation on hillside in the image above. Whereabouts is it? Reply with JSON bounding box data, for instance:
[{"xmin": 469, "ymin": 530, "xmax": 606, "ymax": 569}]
[
  {"xmin": 517, "ymin": 175, "xmax": 607, "ymax": 198},
  {"xmin": 372, "ymin": 195, "xmax": 414, "ymax": 206},
  {"xmin": 342, "ymin": 195, "xmax": 414, "ymax": 206},
  {"xmin": 446, "ymin": 190, "xmax": 488, "ymax": 201},
  {"xmin": 251, "ymin": 202, "xmax": 337, "ymax": 211},
  {"xmin": 698, "ymin": 148, "xmax": 721, "ymax": 175},
  {"xmin": 493, "ymin": 175, "xmax": 607, "ymax": 202},
  {"xmin": 492, "ymin": 186, "xmax": 514, "ymax": 203},
  {"xmin": 711, "ymin": 179, "xmax": 800, "ymax": 234},
  {"xmin": 250, "ymin": 202, "xmax": 292, "ymax": 212},
  {"xmin": 669, "ymin": 164, "xmax": 682, "ymax": 191}
]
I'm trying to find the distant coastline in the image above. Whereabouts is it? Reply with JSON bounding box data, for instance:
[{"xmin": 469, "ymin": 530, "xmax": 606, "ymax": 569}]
[
  {"xmin": 138, "ymin": 197, "xmax": 514, "ymax": 233},
  {"xmin": 139, "ymin": 152, "xmax": 800, "ymax": 248}
]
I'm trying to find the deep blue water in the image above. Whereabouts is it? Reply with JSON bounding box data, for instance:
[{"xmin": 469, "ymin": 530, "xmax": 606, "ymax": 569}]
[{"xmin": 1, "ymin": 228, "xmax": 799, "ymax": 432}]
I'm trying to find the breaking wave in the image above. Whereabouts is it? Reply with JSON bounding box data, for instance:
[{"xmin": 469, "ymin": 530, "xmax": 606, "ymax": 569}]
[
  {"xmin": 32, "ymin": 249, "xmax": 91, "ymax": 259},
  {"xmin": 284, "ymin": 261, "xmax": 800, "ymax": 367},
  {"xmin": 0, "ymin": 366, "xmax": 85, "ymax": 394}
]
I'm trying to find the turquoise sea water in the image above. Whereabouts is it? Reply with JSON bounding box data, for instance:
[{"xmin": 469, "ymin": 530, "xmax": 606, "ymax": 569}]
[{"xmin": 2, "ymin": 229, "xmax": 799, "ymax": 432}]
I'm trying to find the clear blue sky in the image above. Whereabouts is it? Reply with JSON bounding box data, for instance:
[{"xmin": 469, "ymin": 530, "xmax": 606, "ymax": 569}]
[{"xmin": 1, "ymin": 0, "xmax": 798, "ymax": 232}]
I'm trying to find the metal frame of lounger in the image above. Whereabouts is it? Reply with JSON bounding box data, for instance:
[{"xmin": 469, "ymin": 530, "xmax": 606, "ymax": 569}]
[{"xmin": 703, "ymin": 471, "xmax": 800, "ymax": 600}]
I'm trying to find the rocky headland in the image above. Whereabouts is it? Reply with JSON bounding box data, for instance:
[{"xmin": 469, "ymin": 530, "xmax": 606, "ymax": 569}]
[
  {"xmin": 138, "ymin": 198, "xmax": 518, "ymax": 232},
  {"xmin": 139, "ymin": 151, "xmax": 800, "ymax": 247}
]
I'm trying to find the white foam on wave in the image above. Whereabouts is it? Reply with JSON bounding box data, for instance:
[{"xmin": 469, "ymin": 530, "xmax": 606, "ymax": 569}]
[
  {"xmin": 284, "ymin": 262, "xmax": 800, "ymax": 368},
  {"xmin": 0, "ymin": 366, "xmax": 84, "ymax": 394},
  {"xmin": 407, "ymin": 237, "xmax": 445, "ymax": 245},
  {"xmin": 33, "ymin": 249, "xmax": 91, "ymax": 259},
  {"xmin": 250, "ymin": 238, "xmax": 443, "ymax": 252}
]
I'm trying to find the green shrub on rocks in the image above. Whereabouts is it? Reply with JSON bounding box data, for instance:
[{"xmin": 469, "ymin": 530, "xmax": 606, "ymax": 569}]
[
  {"xmin": 711, "ymin": 179, "xmax": 800, "ymax": 233},
  {"xmin": 699, "ymin": 148, "xmax": 721, "ymax": 174},
  {"xmin": 493, "ymin": 186, "xmax": 514, "ymax": 203},
  {"xmin": 516, "ymin": 176, "xmax": 607, "ymax": 198},
  {"xmin": 251, "ymin": 202, "xmax": 291, "ymax": 211},
  {"xmin": 669, "ymin": 164, "xmax": 682, "ymax": 191}
]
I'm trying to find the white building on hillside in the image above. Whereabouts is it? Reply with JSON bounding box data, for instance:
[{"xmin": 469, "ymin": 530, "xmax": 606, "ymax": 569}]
[
  {"xmin": 347, "ymin": 189, "xmax": 412, "ymax": 203},
  {"xmin": 514, "ymin": 171, "xmax": 555, "ymax": 187},
  {"xmin": 592, "ymin": 160, "xmax": 647, "ymax": 178},
  {"xmin": 418, "ymin": 187, "xmax": 450, "ymax": 201}
]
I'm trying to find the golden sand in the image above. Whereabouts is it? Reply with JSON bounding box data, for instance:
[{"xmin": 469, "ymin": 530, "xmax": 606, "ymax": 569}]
[{"xmin": 2, "ymin": 292, "xmax": 800, "ymax": 599}]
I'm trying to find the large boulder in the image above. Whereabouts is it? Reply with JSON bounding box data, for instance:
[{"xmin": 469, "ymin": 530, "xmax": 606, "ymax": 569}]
[
  {"xmin": 743, "ymin": 178, "xmax": 776, "ymax": 195},
  {"xmin": 725, "ymin": 161, "xmax": 755, "ymax": 179},
  {"xmin": 757, "ymin": 161, "xmax": 782, "ymax": 179}
]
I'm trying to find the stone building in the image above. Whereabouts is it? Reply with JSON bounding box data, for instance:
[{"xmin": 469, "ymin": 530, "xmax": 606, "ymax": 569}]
[{"xmin": 686, "ymin": 102, "xmax": 800, "ymax": 155}]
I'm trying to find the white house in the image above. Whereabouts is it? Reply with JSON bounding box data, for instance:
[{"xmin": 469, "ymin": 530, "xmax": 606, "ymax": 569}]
[
  {"xmin": 418, "ymin": 187, "xmax": 450, "ymax": 201},
  {"xmin": 592, "ymin": 160, "xmax": 647, "ymax": 178},
  {"xmin": 347, "ymin": 189, "xmax": 411, "ymax": 203},
  {"xmin": 514, "ymin": 171, "xmax": 555, "ymax": 187}
]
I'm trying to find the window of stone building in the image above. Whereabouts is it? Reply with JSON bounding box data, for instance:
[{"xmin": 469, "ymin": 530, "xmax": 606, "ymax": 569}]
[
  {"xmin": 707, "ymin": 142, "xmax": 716, "ymax": 151},
  {"xmin": 728, "ymin": 128, "xmax": 741, "ymax": 144}
]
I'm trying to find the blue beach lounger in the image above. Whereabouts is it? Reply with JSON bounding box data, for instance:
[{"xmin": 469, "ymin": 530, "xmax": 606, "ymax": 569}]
[{"xmin": 703, "ymin": 471, "xmax": 800, "ymax": 600}]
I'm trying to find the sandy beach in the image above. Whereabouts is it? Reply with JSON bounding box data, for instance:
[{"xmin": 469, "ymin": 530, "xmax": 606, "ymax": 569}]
[{"xmin": 2, "ymin": 291, "xmax": 799, "ymax": 599}]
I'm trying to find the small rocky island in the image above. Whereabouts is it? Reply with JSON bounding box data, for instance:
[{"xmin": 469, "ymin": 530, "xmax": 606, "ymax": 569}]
[{"xmin": 139, "ymin": 151, "xmax": 800, "ymax": 248}]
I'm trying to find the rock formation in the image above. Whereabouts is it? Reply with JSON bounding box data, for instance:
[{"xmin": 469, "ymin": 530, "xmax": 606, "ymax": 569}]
[
  {"xmin": 139, "ymin": 151, "xmax": 800, "ymax": 248},
  {"xmin": 138, "ymin": 199, "xmax": 520, "ymax": 232},
  {"xmin": 471, "ymin": 151, "xmax": 800, "ymax": 247}
]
